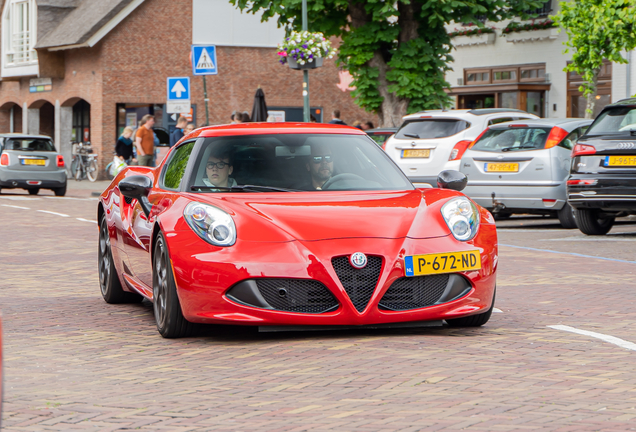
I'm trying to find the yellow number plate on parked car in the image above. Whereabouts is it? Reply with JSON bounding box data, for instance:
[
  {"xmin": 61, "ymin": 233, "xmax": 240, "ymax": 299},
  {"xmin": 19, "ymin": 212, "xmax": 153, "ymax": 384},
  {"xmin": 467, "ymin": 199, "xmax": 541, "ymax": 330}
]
[
  {"xmin": 402, "ymin": 149, "xmax": 430, "ymax": 158},
  {"xmin": 404, "ymin": 250, "xmax": 481, "ymax": 277},
  {"xmin": 605, "ymin": 156, "xmax": 636, "ymax": 167},
  {"xmin": 22, "ymin": 159, "xmax": 46, "ymax": 166},
  {"xmin": 484, "ymin": 162, "xmax": 519, "ymax": 172}
]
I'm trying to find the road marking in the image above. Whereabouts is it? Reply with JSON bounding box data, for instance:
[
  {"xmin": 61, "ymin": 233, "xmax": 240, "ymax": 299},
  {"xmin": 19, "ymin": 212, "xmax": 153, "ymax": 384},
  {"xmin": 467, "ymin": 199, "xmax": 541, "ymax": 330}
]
[
  {"xmin": 545, "ymin": 236, "xmax": 636, "ymax": 242},
  {"xmin": 43, "ymin": 196, "xmax": 97, "ymax": 201},
  {"xmin": 1, "ymin": 204, "xmax": 30, "ymax": 210},
  {"xmin": 500, "ymin": 244, "xmax": 636, "ymax": 264},
  {"xmin": 0, "ymin": 196, "xmax": 40, "ymax": 201},
  {"xmin": 37, "ymin": 210, "xmax": 69, "ymax": 217},
  {"xmin": 493, "ymin": 308, "xmax": 503, "ymax": 313},
  {"xmin": 548, "ymin": 325, "xmax": 636, "ymax": 352},
  {"xmin": 76, "ymin": 217, "xmax": 98, "ymax": 224}
]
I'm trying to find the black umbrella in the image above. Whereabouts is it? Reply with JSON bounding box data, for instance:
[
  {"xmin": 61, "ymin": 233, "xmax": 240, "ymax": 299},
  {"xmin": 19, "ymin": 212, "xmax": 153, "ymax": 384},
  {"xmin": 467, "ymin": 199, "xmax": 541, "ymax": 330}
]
[{"xmin": 251, "ymin": 88, "xmax": 269, "ymax": 122}]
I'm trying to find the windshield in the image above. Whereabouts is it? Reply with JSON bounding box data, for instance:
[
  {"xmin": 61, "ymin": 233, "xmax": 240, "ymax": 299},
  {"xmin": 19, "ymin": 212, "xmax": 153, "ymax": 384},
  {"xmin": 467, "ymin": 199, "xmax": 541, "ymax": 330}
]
[
  {"xmin": 395, "ymin": 119, "xmax": 469, "ymax": 140},
  {"xmin": 189, "ymin": 134, "xmax": 414, "ymax": 192},
  {"xmin": 471, "ymin": 127, "xmax": 551, "ymax": 152},
  {"xmin": 586, "ymin": 107, "xmax": 636, "ymax": 134},
  {"xmin": 5, "ymin": 138, "xmax": 56, "ymax": 152}
]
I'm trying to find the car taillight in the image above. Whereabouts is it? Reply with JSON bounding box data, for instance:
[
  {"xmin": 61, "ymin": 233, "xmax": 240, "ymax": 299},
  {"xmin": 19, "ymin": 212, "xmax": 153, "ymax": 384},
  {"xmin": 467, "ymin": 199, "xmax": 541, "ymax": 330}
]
[
  {"xmin": 448, "ymin": 140, "xmax": 473, "ymax": 161},
  {"xmin": 567, "ymin": 179, "xmax": 598, "ymax": 186},
  {"xmin": 545, "ymin": 126, "xmax": 569, "ymax": 149},
  {"xmin": 572, "ymin": 144, "xmax": 596, "ymax": 156},
  {"xmin": 56, "ymin": 155, "xmax": 65, "ymax": 168},
  {"xmin": 0, "ymin": 153, "xmax": 8, "ymax": 166},
  {"xmin": 508, "ymin": 124, "xmax": 528, "ymax": 128},
  {"xmin": 468, "ymin": 128, "xmax": 489, "ymax": 149}
]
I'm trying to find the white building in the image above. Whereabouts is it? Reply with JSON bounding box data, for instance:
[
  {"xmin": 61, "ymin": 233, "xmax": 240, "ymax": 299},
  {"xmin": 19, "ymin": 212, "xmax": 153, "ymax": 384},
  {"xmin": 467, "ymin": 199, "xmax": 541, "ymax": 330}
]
[{"xmin": 446, "ymin": 0, "xmax": 636, "ymax": 118}]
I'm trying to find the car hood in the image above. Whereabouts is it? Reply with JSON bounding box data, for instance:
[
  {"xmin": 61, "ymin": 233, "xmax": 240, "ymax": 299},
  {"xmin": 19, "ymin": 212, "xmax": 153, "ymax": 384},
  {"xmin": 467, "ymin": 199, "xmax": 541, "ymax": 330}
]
[{"xmin": 190, "ymin": 189, "xmax": 455, "ymax": 242}]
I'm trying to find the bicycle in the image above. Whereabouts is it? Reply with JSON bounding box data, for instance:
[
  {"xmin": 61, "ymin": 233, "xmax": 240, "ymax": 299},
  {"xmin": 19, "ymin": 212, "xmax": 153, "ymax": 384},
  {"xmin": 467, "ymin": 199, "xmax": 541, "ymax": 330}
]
[{"xmin": 71, "ymin": 141, "xmax": 99, "ymax": 182}]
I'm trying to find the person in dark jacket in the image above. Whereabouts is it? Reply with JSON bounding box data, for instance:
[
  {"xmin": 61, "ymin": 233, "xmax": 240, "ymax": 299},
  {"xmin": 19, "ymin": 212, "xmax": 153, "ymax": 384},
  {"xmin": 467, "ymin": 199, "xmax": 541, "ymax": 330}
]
[
  {"xmin": 169, "ymin": 116, "xmax": 187, "ymax": 147},
  {"xmin": 328, "ymin": 109, "xmax": 346, "ymax": 125},
  {"xmin": 115, "ymin": 127, "xmax": 136, "ymax": 164}
]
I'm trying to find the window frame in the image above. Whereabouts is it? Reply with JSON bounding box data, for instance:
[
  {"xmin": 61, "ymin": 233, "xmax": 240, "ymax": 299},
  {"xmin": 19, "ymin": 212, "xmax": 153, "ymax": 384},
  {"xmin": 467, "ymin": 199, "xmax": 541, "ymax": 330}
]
[
  {"xmin": 160, "ymin": 139, "xmax": 200, "ymax": 191},
  {"xmin": 2, "ymin": 0, "xmax": 37, "ymax": 68}
]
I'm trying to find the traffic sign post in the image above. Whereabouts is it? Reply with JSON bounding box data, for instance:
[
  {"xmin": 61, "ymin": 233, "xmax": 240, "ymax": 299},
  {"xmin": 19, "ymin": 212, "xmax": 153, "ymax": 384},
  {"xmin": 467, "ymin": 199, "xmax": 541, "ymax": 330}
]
[
  {"xmin": 166, "ymin": 77, "xmax": 191, "ymax": 114},
  {"xmin": 191, "ymin": 45, "xmax": 218, "ymax": 125}
]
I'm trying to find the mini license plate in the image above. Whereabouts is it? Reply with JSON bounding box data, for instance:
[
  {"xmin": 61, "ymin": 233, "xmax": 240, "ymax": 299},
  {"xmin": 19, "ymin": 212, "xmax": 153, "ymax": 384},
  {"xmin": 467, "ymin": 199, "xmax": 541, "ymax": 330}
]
[
  {"xmin": 21, "ymin": 159, "xmax": 46, "ymax": 166},
  {"xmin": 484, "ymin": 162, "xmax": 519, "ymax": 172},
  {"xmin": 402, "ymin": 149, "xmax": 430, "ymax": 158},
  {"xmin": 404, "ymin": 250, "xmax": 481, "ymax": 277},
  {"xmin": 604, "ymin": 155, "xmax": 636, "ymax": 167}
]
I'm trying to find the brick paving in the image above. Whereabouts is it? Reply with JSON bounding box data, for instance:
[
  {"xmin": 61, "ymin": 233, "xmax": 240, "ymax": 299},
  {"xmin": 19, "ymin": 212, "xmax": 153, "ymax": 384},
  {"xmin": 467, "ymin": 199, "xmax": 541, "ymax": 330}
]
[{"xmin": 1, "ymin": 191, "xmax": 636, "ymax": 431}]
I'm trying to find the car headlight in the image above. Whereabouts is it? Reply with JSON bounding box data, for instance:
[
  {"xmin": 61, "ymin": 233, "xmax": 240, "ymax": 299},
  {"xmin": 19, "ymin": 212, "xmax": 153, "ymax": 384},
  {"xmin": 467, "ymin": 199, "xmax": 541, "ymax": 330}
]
[
  {"xmin": 441, "ymin": 197, "xmax": 480, "ymax": 241},
  {"xmin": 184, "ymin": 202, "xmax": 236, "ymax": 246}
]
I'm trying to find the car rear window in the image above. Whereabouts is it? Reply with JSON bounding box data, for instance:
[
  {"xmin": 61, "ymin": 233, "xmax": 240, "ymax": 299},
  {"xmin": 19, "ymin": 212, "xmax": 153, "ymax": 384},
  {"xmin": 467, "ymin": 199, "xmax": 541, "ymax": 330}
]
[
  {"xmin": 471, "ymin": 127, "xmax": 551, "ymax": 152},
  {"xmin": 395, "ymin": 119, "xmax": 470, "ymax": 139},
  {"xmin": 586, "ymin": 107, "xmax": 636, "ymax": 134},
  {"xmin": 5, "ymin": 138, "xmax": 56, "ymax": 152}
]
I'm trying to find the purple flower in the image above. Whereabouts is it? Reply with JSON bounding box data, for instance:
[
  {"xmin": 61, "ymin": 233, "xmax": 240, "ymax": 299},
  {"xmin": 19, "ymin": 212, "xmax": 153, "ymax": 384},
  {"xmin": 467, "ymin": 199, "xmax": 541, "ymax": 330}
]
[
  {"xmin": 309, "ymin": 54, "xmax": 313, "ymax": 59},
  {"xmin": 303, "ymin": 44, "xmax": 308, "ymax": 49}
]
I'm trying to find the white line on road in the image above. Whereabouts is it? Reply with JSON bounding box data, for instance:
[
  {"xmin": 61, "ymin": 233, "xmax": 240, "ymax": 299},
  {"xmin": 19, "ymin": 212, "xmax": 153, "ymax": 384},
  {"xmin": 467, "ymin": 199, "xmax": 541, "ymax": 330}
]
[
  {"xmin": 548, "ymin": 325, "xmax": 636, "ymax": 352},
  {"xmin": 37, "ymin": 210, "xmax": 69, "ymax": 218},
  {"xmin": 1, "ymin": 204, "xmax": 30, "ymax": 210},
  {"xmin": 76, "ymin": 217, "xmax": 97, "ymax": 224}
]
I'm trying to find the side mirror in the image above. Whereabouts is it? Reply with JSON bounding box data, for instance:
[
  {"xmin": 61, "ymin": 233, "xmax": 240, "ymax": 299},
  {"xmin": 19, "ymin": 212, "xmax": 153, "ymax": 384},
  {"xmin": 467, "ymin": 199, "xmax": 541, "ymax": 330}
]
[
  {"xmin": 437, "ymin": 170, "xmax": 467, "ymax": 191},
  {"xmin": 119, "ymin": 175, "xmax": 153, "ymax": 218}
]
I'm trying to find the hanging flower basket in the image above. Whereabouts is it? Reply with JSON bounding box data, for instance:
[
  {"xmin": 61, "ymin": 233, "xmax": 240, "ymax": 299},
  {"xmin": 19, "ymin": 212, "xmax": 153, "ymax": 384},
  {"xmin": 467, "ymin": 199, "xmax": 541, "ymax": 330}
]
[{"xmin": 277, "ymin": 31, "xmax": 336, "ymax": 70}]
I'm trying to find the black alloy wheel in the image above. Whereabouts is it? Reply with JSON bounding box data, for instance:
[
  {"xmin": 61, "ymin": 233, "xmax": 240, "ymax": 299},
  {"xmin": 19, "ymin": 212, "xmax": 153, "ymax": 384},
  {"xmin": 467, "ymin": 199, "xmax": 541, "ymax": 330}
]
[
  {"xmin": 28, "ymin": 188, "xmax": 39, "ymax": 195},
  {"xmin": 446, "ymin": 288, "xmax": 496, "ymax": 327},
  {"xmin": 98, "ymin": 213, "xmax": 143, "ymax": 303},
  {"xmin": 574, "ymin": 209, "xmax": 615, "ymax": 235},
  {"xmin": 557, "ymin": 203, "xmax": 577, "ymax": 229},
  {"xmin": 153, "ymin": 232, "xmax": 197, "ymax": 338}
]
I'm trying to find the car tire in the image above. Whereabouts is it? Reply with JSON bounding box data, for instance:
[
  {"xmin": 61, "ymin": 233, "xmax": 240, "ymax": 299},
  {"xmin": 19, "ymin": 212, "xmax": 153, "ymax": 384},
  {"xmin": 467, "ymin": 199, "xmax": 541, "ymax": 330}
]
[
  {"xmin": 557, "ymin": 203, "xmax": 577, "ymax": 229},
  {"xmin": 446, "ymin": 289, "xmax": 496, "ymax": 327},
  {"xmin": 28, "ymin": 188, "xmax": 39, "ymax": 195},
  {"xmin": 98, "ymin": 214, "xmax": 144, "ymax": 304},
  {"xmin": 574, "ymin": 209, "xmax": 615, "ymax": 235},
  {"xmin": 153, "ymin": 232, "xmax": 197, "ymax": 338},
  {"xmin": 53, "ymin": 183, "xmax": 67, "ymax": 197}
]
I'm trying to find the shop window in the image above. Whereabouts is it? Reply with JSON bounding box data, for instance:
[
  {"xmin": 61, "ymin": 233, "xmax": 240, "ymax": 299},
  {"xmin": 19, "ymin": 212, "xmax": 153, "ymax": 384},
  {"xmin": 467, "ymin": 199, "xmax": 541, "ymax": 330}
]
[
  {"xmin": 526, "ymin": 91, "xmax": 544, "ymax": 117},
  {"xmin": 499, "ymin": 92, "xmax": 518, "ymax": 109},
  {"xmin": 2, "ymin": 0, "xmax": 37, "ymax": 66}
]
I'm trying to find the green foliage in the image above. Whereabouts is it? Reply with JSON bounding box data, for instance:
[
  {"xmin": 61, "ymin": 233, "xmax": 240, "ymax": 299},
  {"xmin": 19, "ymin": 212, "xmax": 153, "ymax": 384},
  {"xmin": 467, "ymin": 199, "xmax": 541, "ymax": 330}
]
[
  {"xmin": 232, "ymin": 0, "xmax": 543, "ymax": 118},
  {"xmin": 164, "ymin": 142, "xmax": 195, "ymax": 189},
  {"xmin": 554, "ymin": 0, "xmax": 636, "ymax": 101}
]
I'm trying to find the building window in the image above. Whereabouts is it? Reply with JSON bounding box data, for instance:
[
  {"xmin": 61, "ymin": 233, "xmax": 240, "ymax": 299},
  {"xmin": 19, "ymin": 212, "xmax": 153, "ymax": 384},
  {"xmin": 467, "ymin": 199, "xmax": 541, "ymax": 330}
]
[
  {"xmin": 2, "ymin": 0, "xmax": 37, "ymax": 66},
  {"xmin": 493, "ymin": 70, "xmax": 517, "ymax": 82},
  {"xmin": 466, "ymin": 71, "xmax": 490, "ymax": 84},
  {"xmin": 525, "ymin": 0, "xmax": 552, "ymax": 17},
  {"xmin": 520, "ymin": 67, "xmax": 546, "ymax": 81}
]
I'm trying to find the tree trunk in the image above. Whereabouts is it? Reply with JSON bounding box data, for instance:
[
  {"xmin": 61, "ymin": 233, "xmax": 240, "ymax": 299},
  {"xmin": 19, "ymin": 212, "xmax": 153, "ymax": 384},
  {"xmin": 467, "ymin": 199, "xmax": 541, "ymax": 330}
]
[{"xmin": 585, "ymin": 68, "xmax": 600, "ymax": 119}]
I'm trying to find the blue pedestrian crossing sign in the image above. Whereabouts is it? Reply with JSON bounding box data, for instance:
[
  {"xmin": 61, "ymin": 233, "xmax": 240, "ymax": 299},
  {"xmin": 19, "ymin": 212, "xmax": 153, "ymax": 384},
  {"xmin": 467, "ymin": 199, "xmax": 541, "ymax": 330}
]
[
  {"xmin": 192, "ymin": 45, "xmax": 218, "ymax": 75},
  {"xmin": 167, "ymin": 77, "xmax": 190, "ymax": 101}
]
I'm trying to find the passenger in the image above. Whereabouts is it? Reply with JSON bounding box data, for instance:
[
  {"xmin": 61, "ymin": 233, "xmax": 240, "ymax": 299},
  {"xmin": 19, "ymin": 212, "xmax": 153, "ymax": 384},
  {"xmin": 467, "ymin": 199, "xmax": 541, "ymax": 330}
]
[
  {"xmin": 202, "ymin": 150, "xmax": 237, "ymax": 188},
  {"xmin": 305, "ymin": 144, "xmax": 334, "ymax": 190}
]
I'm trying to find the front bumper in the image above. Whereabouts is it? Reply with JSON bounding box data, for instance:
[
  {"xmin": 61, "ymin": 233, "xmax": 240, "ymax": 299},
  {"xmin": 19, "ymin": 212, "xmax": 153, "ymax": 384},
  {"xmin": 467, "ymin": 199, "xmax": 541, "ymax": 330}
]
[
  {"xmin": 168, "ymin": 228, "xmax": 498, "ymax": 327},
  {"xmin": 568, "ymin": 174, "xmax": 636, "ymax": 212}
]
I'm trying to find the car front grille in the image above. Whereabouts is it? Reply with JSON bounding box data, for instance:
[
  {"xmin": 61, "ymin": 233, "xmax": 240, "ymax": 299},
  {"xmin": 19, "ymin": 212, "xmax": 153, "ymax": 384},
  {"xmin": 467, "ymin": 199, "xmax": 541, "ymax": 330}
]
[
  {"xmin": 255, "ymin": 279, "xmax": 338, "ymax": 314},
  {"xmin": 379, "ymin": 274, "xmax": 449, "ymax": 311},
  {"xmin": 331, "ymin": 255, "xmax": 383, "ymax": 313}
]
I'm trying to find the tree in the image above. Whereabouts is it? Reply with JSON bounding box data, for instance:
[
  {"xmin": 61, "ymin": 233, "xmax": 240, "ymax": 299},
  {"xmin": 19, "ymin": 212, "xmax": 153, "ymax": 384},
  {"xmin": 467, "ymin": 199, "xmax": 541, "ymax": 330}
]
[
  {"xmin": 554, "ymin": 0, "xmax": 636, "ymax": 118},
  {"xmin": 231, "ymin": 0, "xmax": 541, "ymax": 126}
]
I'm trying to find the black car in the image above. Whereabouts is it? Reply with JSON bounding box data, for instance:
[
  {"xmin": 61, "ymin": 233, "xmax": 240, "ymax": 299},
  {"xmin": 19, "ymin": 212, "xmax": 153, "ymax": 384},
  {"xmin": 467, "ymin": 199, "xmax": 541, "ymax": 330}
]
[{"xmin": 568, "ymin": 98, "xmax": 636, "ymax": 235}]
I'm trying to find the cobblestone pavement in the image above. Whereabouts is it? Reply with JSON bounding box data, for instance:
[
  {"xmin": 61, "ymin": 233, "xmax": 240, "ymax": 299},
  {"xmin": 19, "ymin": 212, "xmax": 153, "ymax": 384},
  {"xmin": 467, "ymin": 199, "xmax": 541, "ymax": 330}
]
[{"xmin": 1, "ymin": 186, "xmax": 636, "ymax": 431}]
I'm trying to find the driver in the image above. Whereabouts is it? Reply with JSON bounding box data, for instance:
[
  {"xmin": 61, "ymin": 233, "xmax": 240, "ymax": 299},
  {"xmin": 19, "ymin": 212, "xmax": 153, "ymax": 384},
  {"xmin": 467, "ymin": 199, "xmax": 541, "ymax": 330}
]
[
  {"xmin": 305, "ymin": 144, "xmax": 334, "ymax": 190},
  {"xmin": 202, "ymin": 150, "xmax": 237, "ymax": 188}
]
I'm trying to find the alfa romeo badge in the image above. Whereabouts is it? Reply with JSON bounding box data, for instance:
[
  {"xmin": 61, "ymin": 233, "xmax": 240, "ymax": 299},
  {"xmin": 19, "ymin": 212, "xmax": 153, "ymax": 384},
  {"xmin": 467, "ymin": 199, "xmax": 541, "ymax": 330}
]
[{"xmin": 349, "ymin": 252, "xmax": 368, "ymax": 269}]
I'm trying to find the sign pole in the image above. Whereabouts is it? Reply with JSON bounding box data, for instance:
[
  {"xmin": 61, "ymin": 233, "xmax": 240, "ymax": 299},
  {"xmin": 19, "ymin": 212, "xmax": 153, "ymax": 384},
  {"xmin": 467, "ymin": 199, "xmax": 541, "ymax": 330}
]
[
  {"xmin": 203, "ymin": 76, "xmax": 210, "ymax": 126},
  {"xmin": 302, "ymin": 0, "xmax": 310, "ymax": 123}
]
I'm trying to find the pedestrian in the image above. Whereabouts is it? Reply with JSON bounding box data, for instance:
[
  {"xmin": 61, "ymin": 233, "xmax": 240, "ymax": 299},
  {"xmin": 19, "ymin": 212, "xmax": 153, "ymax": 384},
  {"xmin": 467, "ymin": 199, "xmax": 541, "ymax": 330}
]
[
  {"xmin": 328, "ymin": 109, "xmax": 346, "ymax": 125},
  {"xmin": 231, "ymin": 111, "xmax": 237, "ymax": 124},
  {"xmin": 361, "ymin": 121, "xmax": 375, "ymax": 130},
  {"xmin": 170, "ymin": 116, "xmax": 187, "ymax": 147},
  {"xmin": 135, "ymin": 114, "xmax": 155, "ymax": 167},
  {"xmin": 310, "ymin": 115, "xmax": 317, "ymax": 123},
  {"xmin": 234, "ymin": 112, "xmax": 244, "ymax": 123},
  {"xmin": 351, "ymin": 120, "xmax": 363, "ymax": 129},
  {"xmin": 242, "ymin": 111, "xmax": 251, "ymax": 122},
  {"xmin": 115, "ymin": 126, "xmax": 137, "ymax": 164},
  {"xmin": 184, "ymin": 123, "xmax": 195, "ymax": 134}
]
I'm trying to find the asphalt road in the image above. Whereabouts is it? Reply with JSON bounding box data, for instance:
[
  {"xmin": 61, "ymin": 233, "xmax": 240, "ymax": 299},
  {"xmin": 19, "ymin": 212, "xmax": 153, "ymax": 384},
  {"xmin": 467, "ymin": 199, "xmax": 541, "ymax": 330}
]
[{"xmin": 1, "ymin": 184, "xmax": 636, "ymax": 431}]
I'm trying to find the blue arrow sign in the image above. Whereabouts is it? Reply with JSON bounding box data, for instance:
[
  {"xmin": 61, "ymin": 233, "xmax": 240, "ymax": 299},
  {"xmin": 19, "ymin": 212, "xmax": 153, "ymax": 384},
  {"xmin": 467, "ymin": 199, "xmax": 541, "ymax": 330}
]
[
  {"xmin": 167, "ymin": 77, "xmax": 190, "ymax": 101},
  {"xmin": 192, "ymin": 45, "xmax": 218, "ymax": 76}
]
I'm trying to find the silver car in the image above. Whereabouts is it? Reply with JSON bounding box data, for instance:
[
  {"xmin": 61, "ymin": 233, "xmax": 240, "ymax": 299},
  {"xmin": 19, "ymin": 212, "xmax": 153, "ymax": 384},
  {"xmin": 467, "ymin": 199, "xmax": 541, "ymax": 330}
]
[
  {"xmin": 460, "ymin": 118, "xmax": 592, "ymax": 228},
  {"xmin": 0, "ymin": 134, "xmax": 67, "ymax": 196}
]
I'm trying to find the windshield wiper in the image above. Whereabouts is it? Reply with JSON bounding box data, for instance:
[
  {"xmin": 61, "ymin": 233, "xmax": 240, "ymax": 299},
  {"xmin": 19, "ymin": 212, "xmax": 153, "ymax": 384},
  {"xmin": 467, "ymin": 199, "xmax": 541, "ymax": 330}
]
[
  {"xmin": 403, "ymin": 133, "xmax": 420, "ymax": 139},
  {"xmin": 191, "ymin": 184, "xmax": 300, "ymax": 192},
  {"xmin": 501, "ymin": 146, "xmax": 539, "ymax": 152}
]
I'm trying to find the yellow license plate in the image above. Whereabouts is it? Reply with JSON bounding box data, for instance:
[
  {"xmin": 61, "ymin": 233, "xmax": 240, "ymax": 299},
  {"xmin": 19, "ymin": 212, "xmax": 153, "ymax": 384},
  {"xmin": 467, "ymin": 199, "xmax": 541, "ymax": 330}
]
[
  {"xmin": 23, "ymin": 159, "xmax": 46, "ymax": 166},
  {"xmin": 485, "ymin": 162, "xmax": 519, "ymax": 172},
  {"xmin": 402, "ymin": 149, "xmax": 430, "ymax": 158},
  {"xmin": 405, "ymin": 250, "xmax": 481, "ymax": 277},
  {"xmin": 605, "ymin": 155, "xmax": 636, "ymax": 167}
]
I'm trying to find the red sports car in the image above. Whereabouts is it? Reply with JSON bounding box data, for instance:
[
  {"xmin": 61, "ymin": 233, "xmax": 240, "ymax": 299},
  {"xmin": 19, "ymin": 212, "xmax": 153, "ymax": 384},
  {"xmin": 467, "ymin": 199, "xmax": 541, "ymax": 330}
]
[{"xmin": 98, "ymin": 123, "xmax": 497, "ymax": 338}]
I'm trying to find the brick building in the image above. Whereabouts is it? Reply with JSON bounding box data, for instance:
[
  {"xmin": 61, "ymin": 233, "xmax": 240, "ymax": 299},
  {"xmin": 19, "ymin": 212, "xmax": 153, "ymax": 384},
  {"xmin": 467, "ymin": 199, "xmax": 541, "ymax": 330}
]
[{"xmin": 0, "ymin": 0, "xmax": 373, "ymax": 172}]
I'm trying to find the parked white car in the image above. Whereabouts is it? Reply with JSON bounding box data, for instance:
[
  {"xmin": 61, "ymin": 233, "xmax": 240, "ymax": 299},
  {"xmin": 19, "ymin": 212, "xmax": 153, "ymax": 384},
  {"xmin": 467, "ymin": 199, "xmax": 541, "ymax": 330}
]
[{"xmin": 384, "ymin": 109, "xmax": 539, "ymax": 186}]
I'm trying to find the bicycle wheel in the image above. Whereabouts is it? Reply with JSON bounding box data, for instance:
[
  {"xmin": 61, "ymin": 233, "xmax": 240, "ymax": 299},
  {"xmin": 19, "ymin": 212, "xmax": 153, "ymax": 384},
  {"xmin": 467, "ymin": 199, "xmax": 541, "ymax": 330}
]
[
  {"xmin": 87, "ymin": 159, "xmax": 98, "ymax": 182},
  {"xmin": 75, "ymin": 160, "xmax": 83, "ymax": 181}
]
